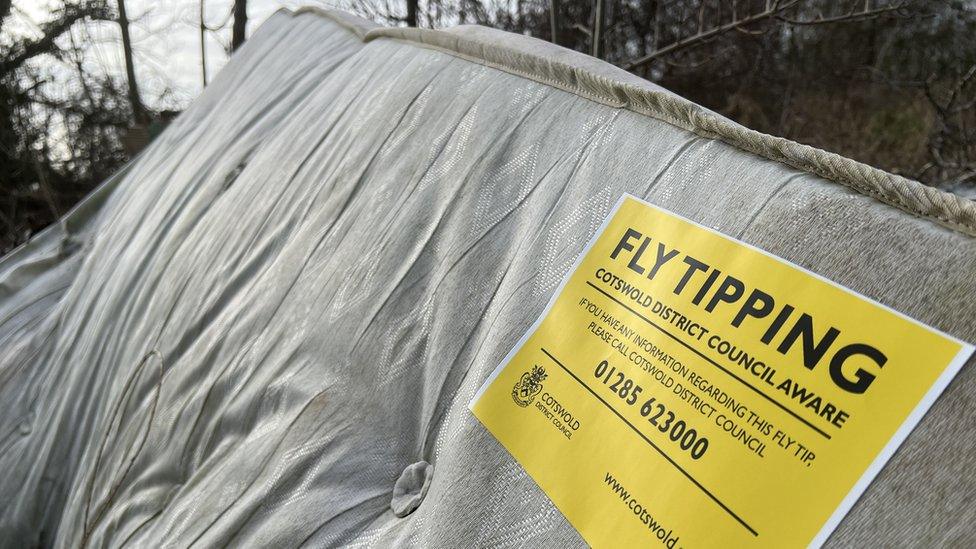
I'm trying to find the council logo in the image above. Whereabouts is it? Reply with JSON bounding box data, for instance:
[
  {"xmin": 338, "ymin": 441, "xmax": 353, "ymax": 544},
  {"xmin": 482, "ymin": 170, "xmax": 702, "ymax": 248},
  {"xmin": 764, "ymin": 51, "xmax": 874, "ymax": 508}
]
[{"xmin": 512, "ymin": 365, "xmax": 548, "ymax": 407}]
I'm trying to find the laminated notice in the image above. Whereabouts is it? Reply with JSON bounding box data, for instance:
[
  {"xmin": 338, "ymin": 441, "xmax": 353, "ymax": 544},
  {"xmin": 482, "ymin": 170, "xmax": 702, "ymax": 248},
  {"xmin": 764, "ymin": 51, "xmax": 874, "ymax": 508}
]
[{"xmin": 470, "ymin": 194, "xmax": 974, "ymax": 548}]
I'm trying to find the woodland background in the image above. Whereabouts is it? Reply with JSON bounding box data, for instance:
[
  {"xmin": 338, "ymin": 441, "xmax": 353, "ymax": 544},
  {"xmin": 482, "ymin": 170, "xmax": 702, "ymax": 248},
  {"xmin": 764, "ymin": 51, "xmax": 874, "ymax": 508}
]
[{"xmin": 1, "ymin": 0, "xmax": 974, "ymax": 253}]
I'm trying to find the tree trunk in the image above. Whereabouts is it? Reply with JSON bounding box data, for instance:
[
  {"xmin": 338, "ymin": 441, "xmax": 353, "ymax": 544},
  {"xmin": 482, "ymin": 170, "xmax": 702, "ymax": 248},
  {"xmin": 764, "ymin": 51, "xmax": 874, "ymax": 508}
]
[
  {"xmin": 592, "ymin": 0, "xmax": 605, "ymax": 58},
  {"xmin": 406, "ymin": 0, "xmax": 418, "ymax": 27},
  {"xmin": 117, "ymin": 0, "xmax": 146, "ymax": 124},
  {"xmin": 232, "ymin": 0, "xmax": 247, "ymax": 52},
  {"xmin": 200, "ymin": 0, "xmax": 207, "ymax": 87},
  {"xmin": 549, "ymin": 0, "xmax": 560, "ymax": 45}
]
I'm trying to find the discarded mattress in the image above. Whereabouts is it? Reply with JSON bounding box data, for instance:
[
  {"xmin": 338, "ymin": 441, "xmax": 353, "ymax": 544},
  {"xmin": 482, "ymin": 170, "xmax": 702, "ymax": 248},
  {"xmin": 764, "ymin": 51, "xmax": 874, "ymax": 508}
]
[{"xmin": 1, "ymin": 7, "xmax": 975, "ymax": 547}]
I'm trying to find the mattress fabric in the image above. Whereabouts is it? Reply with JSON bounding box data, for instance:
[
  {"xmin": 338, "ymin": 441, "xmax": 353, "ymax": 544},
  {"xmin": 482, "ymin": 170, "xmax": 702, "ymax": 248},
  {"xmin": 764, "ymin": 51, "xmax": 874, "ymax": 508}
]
[{"xmin": 1, "ymin": 9, "xmax": 975, "ymax": 547}]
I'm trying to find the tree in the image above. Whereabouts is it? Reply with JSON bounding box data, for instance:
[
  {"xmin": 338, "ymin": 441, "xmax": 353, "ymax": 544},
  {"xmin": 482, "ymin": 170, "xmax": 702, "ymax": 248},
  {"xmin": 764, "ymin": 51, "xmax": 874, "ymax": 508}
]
[
  {"xmin": 549, "ymin": 0, "xmax": 561, "ymax": 44},
  {"xmin": 0, "ymin": 1, "xmax": 131, "ymax": 252},
  {"xmin": 116, "ymin": 0, "xmax": 146, "ymax": 124},
  {"xmin": 407, "ymin": 0, "xmax": 419, "ymax": 26},
  {"xmin": 592, "ymin": 0, "xmax": 606, "ymax": 57},
  {"xmin": 200, "ymin": 0, "xmax": 208, "ymax": 86},
  {"xmin": 923, "ymin": 65, "xmax": 976, "ymax": 188},
  {"xmin": 2, "ymin": 0, "xmax": 975, "ymax": 252},
  {"xmin": 619, "ymin": 0, "xmax": 910, "ymax": 71},
  {"xmin": 232, "ymin": 0, "xmax": 247, "ymax": 51},
  {"xmin": 344, "ymin": 0, "xmax": 974, "ymax": 190}
]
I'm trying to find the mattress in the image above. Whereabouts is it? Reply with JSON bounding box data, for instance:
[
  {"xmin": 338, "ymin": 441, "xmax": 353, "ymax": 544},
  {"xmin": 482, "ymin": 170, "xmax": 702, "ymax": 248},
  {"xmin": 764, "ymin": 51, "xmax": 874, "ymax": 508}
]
[{"xmin": 1, "ymin": 8, "xmax": 974, "ymax": 547}]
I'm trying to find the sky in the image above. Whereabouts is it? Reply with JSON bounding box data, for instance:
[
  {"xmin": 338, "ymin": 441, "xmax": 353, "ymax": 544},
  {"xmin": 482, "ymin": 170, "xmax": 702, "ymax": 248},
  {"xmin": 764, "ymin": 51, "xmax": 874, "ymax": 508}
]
[{"xmin": 8, "ymin": 0, "xmax": 353, "ymax": 111}]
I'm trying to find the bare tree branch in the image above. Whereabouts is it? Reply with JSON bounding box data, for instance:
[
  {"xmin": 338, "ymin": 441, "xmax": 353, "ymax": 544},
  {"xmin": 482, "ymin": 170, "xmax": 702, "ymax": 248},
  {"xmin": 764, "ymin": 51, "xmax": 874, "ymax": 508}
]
[
  {"xmin": 921, "ymin": 64, "xmax": 976, "ymax": 187},
  {"xmin": 621, "ymin": 0, "xmax": 905, "ymax": 72},
  {"xmin": 622, "ymin": 1, "xmax": 802, "ymax": 70},
  {"xmin": 776, "ymin": 1, "xmax": 908, "ymax": 25},
  {"xmin": 0, "ymin": 2, "xmax": 113, "ymax": 77}
]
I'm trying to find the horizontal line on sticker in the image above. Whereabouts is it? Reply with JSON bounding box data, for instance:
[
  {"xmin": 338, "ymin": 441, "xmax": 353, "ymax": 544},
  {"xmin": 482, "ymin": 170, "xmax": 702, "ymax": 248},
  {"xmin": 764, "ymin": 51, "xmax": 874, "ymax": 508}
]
[{"xmin": 541, "ymin": 347, "xmax": 759, "ymax": 537}]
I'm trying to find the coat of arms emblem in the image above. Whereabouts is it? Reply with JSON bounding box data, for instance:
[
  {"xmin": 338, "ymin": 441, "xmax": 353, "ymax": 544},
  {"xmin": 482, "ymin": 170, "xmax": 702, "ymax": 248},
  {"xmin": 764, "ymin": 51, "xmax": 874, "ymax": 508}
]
[{"xmin": 512, "ymin": 365, "xmax": 548, "ymax": 407}]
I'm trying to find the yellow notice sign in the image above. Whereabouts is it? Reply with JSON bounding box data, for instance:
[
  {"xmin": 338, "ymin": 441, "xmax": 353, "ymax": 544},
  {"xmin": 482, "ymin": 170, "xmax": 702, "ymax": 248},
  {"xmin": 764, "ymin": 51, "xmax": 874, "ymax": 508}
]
[{"xmin": 470, "ymin": 194, "xmax": 973, "ymax": 548}]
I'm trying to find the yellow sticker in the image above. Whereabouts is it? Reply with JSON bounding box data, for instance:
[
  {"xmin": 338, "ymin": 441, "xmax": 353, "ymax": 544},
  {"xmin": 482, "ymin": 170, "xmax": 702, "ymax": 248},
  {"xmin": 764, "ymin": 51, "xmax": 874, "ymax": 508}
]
[{"xmin": 470, "ymin": 194, "xmax": 973, "ymax": 548}]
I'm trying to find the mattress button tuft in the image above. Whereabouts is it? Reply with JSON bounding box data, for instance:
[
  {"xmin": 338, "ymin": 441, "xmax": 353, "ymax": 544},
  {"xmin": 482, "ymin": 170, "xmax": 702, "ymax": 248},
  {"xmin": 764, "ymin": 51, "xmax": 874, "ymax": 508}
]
[{"xmin": 390, "ymin": 460, "xmax": 433, "ymax": 517}]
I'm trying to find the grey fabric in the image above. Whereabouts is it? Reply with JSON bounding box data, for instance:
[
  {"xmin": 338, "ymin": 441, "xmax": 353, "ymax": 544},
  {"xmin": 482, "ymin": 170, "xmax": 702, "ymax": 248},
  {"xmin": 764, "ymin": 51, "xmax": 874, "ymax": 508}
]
[{"xmin": 0, "ymin": 8, "xmax": 974, "ymax": 548}]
